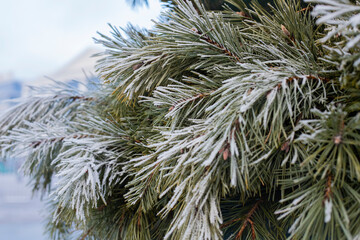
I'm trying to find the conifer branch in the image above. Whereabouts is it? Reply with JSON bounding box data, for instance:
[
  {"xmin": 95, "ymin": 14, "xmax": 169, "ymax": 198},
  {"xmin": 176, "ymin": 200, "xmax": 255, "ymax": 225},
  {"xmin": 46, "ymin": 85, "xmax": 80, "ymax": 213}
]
[{"xmin": 1, "ymin": 0, "xmax": 360, "ymax": 239}]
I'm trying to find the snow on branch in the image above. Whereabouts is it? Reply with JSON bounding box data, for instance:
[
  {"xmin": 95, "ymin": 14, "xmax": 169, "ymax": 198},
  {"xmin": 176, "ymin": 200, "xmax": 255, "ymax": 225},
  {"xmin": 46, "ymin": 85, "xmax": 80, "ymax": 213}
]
[{"xmin": 308, "ymin": 0, "xmax": 360, "ymax": 67}]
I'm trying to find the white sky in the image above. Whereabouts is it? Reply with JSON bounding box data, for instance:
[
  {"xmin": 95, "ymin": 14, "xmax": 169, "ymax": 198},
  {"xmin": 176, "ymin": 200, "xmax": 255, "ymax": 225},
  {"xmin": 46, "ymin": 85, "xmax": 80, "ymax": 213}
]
[{"xmin": 0, "ymin": 0, "xmax": 162, "ymax": 80}]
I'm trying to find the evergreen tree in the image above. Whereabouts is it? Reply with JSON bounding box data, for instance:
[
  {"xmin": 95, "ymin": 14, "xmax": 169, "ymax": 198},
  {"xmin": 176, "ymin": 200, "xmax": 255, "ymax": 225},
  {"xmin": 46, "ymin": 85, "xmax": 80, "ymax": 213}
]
[{"xmin": 1, "ymin": 0, "xmax": 360, "ymax": 239}]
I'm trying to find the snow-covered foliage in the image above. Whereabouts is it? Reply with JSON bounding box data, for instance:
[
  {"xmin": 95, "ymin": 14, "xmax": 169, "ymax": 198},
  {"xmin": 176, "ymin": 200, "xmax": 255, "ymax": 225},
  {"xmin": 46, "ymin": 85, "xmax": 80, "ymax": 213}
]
[
  {"xmin": 308, "ymin": 0, "xmax": 360, "ymax": 87},
  {"xmin": 1, "ymin": 0, "xmax": 360, "ymax": 239}
]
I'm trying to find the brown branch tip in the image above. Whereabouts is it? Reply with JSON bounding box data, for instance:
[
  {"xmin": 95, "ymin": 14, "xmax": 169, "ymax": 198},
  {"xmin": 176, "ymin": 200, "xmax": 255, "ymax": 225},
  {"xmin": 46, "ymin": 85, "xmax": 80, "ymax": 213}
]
[
  {"xmin": 324, "ymin": 173, "xmax": 332, "ymax": 202},
  {"xmin": 235, "ymin": 199, "xmax": 263, "ymax": 240},
  {"xmin": 191, "ymin": 27, "xmax": 241, "ymax": 62}
]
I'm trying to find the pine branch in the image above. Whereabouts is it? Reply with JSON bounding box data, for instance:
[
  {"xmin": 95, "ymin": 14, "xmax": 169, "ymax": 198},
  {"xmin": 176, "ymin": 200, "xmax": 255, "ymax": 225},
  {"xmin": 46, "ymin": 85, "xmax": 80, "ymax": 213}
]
[
  {"xmin": 307, "ymin": 0, "xmax": 360, "ymax": 87},
  {"xmin": 1, "ymin": 0, "xmax": 360, "ymax": 239}
]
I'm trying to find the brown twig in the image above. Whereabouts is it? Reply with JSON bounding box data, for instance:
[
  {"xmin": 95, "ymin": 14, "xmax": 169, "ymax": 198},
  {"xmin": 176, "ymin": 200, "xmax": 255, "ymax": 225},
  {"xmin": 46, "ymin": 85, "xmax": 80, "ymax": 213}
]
[
  {"xmin": 324, "ymin": 173, "xmax": 332, "ymax": 202},
  {"xmin": 191, "ymin": 28, "xmax": 241, "ymax": 62},
  {"xmin": 80, "ymin": 226, "xmax": 94, "ymax": 240},
  {"xmin": 297, "ymin": 6, "xmax": 314, "ymax": 13},
  {"xmin": 52, "ymin": 95, "xmax": 94, "ymax": 101},
  {"xmin": 97, "ymin": 204, "xmax": 107, "ymax": 211},
  {"xmin": 137, "ymin": 206, "xmax": 142, "ymax": 228},
  {"xmin": 264, "ymin": 128, "xmax": 272, "ymax": 145},
  {"xmin": 235, "ymin": 199, "xmax": 263, "ymax": 240},
  {"xmin": 220, "ymin": 217, "xmax": 243, "ymax": 229},
  {"xmin": 295, "ymin": 112, "xmax": 303, "ymax": 126},
  {"xmin": 122, "ymin": 136, "xmax": 142, "ymax": 144},
  {"xmin": 69, "ymin": 96, "xmax": 94, "ymax": 101},
  {"xmin": 249, "ymin": 219, "xmax": 256, "ymax": 240},
  {"xmin": 118, "ymin": 211, "xmax": 126, "ymax": 234}
]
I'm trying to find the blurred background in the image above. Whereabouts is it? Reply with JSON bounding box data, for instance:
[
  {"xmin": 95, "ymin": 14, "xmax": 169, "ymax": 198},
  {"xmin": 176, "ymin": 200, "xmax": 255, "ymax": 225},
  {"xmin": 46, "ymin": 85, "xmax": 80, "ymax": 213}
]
[{"xmin": 0, "ymin": 0, "xmax": 161, "ymax": 239}]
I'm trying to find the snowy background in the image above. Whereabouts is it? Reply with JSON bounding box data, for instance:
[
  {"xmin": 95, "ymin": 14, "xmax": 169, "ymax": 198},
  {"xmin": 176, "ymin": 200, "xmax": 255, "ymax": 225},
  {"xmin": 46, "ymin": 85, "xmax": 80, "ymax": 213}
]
[{"xmin": 0, "ymin": 1, "xmax": 161, "ymax": 239}]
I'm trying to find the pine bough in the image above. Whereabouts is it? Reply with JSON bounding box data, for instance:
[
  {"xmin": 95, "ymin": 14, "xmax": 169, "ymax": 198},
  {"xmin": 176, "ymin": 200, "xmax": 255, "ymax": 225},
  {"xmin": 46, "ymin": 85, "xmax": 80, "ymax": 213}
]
[{"xmin": 0, "ymin": 0, "xmax": 359, "ymax": 239}]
